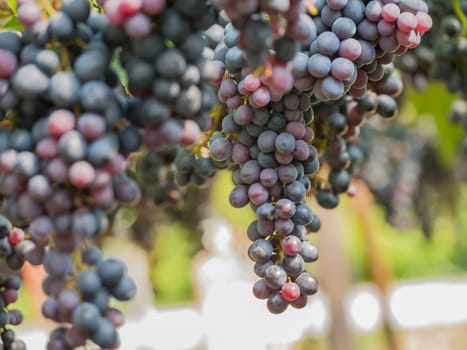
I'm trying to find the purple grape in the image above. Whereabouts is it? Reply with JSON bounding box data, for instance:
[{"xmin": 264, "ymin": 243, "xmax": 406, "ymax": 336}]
[{"xmin": 0, "ymin": 49, "xmax": 18, "ymax": 79}]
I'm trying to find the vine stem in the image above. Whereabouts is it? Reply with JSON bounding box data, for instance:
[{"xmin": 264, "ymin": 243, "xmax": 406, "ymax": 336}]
[{"xmin": 453, "ymin": 0, "xmax": 467, "ymax": 37}]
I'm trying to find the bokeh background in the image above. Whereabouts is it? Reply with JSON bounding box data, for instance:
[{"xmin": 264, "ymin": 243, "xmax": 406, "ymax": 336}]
[{"xmin": 8, "ymin": 84, "xmax": 467, "ymax": 350}]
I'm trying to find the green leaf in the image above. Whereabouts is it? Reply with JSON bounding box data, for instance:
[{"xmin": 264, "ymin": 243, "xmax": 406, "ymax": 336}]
[
  {"xmin": 5, "ymin": 0, "xmax": 16, "ymax": 16},
  {"xmin": 1, "ymin": 14, "xmax": 22, "ymax": 31},
  {"xmin": 405, "ymin": 83, "xmax": 462, "ymax": 168}
]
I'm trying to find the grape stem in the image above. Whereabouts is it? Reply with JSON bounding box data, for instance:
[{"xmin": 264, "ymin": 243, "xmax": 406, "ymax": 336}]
[
  {"xmin": 65, "ymin": 247, "xmax": 85, "ymax": 289},
  {"xmin": 453, "ymin": 0, "xmax": 467, "ymax": 37},
  {"xmin": 39, "ymin": 0, "xmax": 56, "ymax": 16},
  {"xmin": 190, "ymin": 104, "xmax": 227, "ymax": 157},
  {"xmin": 303, "ymin": 0, "xmax": 319, "ymax": 16}
]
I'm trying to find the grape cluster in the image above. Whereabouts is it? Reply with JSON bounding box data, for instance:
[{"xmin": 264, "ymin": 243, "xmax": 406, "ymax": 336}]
[
  {"xmin": 303, "ymin": 88, "xmax": 400, "ymax": 212},
  {"xmin": 98, "ymin": 0, "xmax": 220, "ymax": 151},
  {"xmin": 0, "ymin": 216, "xmax": 24, "ymax": 350},
  {"xmin": 211, "ymin": 0, "xmax": 316, "ymax": 68},
  {"xmin": 211, "ymin": 1, "xmax": 317, "ymax": 111},
  {"xmin": 0, "ymin": 0, "xmax": 140, "ymax": 348},
  {"xmin": 0, "ymin": 214, "xmax": 25, "ymax": 271},
  {"xmin": 394, "ymin": 0, "xmax": 467, "ymax": 188},
  {"xmin": 206, "ymin": 0, "xmax": 432, "ymax": 313},
  {"xmin": 429, "ymin": 14, "xmax": 467, "ymax": 96},
  {"xmin": 222, "ymin": 88, "xmax": 321, "ymax": 313},
  {"xmin": 394, "ymin": 33, "xmax": 434, "ymax": 91},
  {"xmin": 289, "ymin": 0, "xmax": 431, "ymax": 102},
  {"xmin": 0, "ymin": 276, "xmax": 24, "ymax": 350},
  {"xmin": 355, "ymin": 120, "xmax": 457, "ymax": 237},
  {"xmin": 42, "ymin": 255, "xmax": 134, "ymax": 349},
  {"xmin": 133, "ymin": 145, "xmax": 218, "ymax": 208},
  {"xmin": 293, "ymin": 0, "xmax": 431, "ymax": 211},
  {"xmin": 396, "ymin": 0, "xmax": 467, "ymax": 95},
  {"xmin": 134, "ymin": 147, "xmax": 184, "ymax": 207},
  {"xmin": 211, "ymin": 16, "xmax": 321, "ymax": 311}
]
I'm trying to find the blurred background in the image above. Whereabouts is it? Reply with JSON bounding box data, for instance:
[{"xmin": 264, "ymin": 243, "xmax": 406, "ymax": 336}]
[
  {"xmin": 10, "ymin": 83, "xmax": 467, "ymax": 350},
  {"xmin": 2, "ymin": 0, "xmax": 467, "ymax": 348}
]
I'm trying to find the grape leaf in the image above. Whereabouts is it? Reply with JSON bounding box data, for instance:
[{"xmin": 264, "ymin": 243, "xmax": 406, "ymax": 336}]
[
  {"xmin": 1, "ymin": 15, "xmax": 22, "ymax": 31},
  {"xmin": 4, "ymin": 0, "xmax": 16, "ymax": 16}
]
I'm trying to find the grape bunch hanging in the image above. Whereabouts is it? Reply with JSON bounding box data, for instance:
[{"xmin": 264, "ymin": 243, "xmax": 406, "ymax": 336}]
[{"xmin": 0, "ymin": 0, "xmax": 437, "ymax": 348}]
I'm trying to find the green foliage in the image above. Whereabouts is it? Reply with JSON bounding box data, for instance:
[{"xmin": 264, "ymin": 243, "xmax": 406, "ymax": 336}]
[
  {"xmin": 0, "ymin": 0, "xmax": 21, "ymax": 31},
  {"xmin": 149, "ymin": 223, "xmax": 197, "ymax": 305},
  {"xmin": 449, "ymin": 185, "xmax": 467, "ymax": 269},
  {"xmin": 4, "ymin": 0, "xmax": 16, "ymax": 15},
  {"xmin": 343, "ymin": 195, "xmax": 465, "ymax": 282},
  {"xmin": 1, "ymin": 15, "xmax": 21, "ymax": 30},
  {"xmin": 405, "ymin": 83, "xmax": 463, "ymax": 168}
]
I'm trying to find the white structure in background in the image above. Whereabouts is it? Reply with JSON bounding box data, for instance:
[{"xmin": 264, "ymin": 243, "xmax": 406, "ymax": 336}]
[
  {"xmin": 14, "ymin": 219, "xmax": 467, "ymax": 349},
  {"xmin": 388, "ymin": 279, "xmax": 467, "ymax": 329},
  {"xmin": 119, "ymin": 307, "xmax": 204, "ymax": 350},
  {"xmin": 195, "ymin": 218, "xmax": 250, "ymax": 295},
  {"xmin": 345, "ymin": 284, "xmax": 384, "ymax": 333}
]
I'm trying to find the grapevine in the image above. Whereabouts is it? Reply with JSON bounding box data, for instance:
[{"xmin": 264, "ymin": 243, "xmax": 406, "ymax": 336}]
[{"xmin": 0, "ymin": 0, "xmax": 466, "ymax": 349}]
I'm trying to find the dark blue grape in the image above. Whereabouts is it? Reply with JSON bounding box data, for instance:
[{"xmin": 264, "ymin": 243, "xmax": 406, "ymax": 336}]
[
  {"xmin": 254, "ymin": 261, "xmax": 274, "ymax": 278},
  {"xmin": 71, "ymin": 302, "xmax": 100, "ymax": 333},
  {"xmin": 0, "ymin": 215, "xmax": 12, "ymax": 238},
  {"xmin": 317, "ymin": 189, "xmax": 340, "ymax": 209},
  {"xmin": 118, "ymin": 127, "xmax": 142, "ymax": 154},
  {"xmin": 12, "ymin": 64, "xmax": 49, "ymax": 98},
  {"xmin": 14, "ymin": 151, "xmax": 40, "ymax": 178},
  {"xmin": 61, "ymin": 0, "xmax": 90, "ymax": 22},
  {"xmin": 267, "ymin": 291, "xmax": 289, "ymax": 314},
  {"xmin": 77, "ymin": 270, "xmax": 102, "ymax": 299},
  {"xmin": 90, "ymin": 318, "xmax": 118, "ymax": 349},
  {"xmin": 72, "ymin": 210, "xmax": 97, "ymax": 238},
  {"xmin": 87, "ymin": 134, "xmax": 118, "ymax": 165},
  {"xmin": 300, "ymin": 241, "xmax": 320, "ymax": 263},
  {"xmin": 275, "ymin": 133, "xmax": 296, "ymax": 154},
  {"xmin": 81, "ymin": 246, "xmax": 103, "ymax": 266},
  {"xmin": 295, "ymin": 272, "xmax": 319, "ymax": 295},
  {"xmin": 49, "ymin": 72, "xmax": 80, "ymax": 107},
  {"xmin": 282, "ymin": 255, "xmax": 305, "ymax": 277},
  {"xmin": 292, "ymin": 204, "xmax": 314, "ymax": 225},
  {"xmin": 97, "ymin": 258, "xmax": 125, "ymax": 289},
  {"xmin": 35, "ymin": 49, "xmax": 60, "ymax": 73},
  {"xmin": 10, "ymin": 129, "xmax": 33, "ymax": 151},
  {"xmin": 159, "ymin": 8, "xmax": 190, "ymax": 44},
  {"xmin": 79, "ymin": 81, "xmax": 111, "ymax": 112},
  {"xmin": 49, "ymin": 11, "xmax": 76, "ymax": 41},
  {"xmin": 329, "ymin": 169, "xmax": 351, "ymax": 193},
  {"xmin": 283, "ymin": 181, "xmax": 306, "ymax": 203},
  {"xmin": 155, "ymin": 48, "xmax": 187, "ymax": 79},
  {"xmin": 264, "ymin": 265, "xmax": 287, "ymax": 289},
  {"xmin": 248, "ymin": 239, "xmax": 273, "ymax": 263},
  {"xmin": 0, "ymin": 31, "xmax": 21, "ymax": 55},
  {"xmin": 111, "ymin": 276, "xmax": 136, "ymax": 301},
  {"xmin": 58, "ymin": 131, "xmax": 87, "ymax": 162}
]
